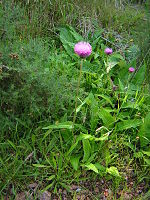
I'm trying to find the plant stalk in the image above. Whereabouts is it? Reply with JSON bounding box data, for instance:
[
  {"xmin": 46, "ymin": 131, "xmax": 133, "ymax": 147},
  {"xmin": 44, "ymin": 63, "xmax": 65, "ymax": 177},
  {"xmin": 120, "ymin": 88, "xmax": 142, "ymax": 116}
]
[{"xmin": 72, "ymin": 59, "xmax": 83, "ymax": 137}]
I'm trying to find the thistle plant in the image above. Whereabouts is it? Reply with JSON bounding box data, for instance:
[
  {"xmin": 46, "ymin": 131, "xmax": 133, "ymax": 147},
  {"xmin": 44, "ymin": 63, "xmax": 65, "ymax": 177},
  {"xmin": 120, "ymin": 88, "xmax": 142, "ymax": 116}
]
[
  {"xmin": 104, "ymin": 47, "xmax": 113, "ymax": 55},
  {"xmin": 72, "ymin": 42, "xmax": 92, "ymax": 134},
  {"xmin": 128, "ymin": 67, "xmax": 135, "ymax": 73}
]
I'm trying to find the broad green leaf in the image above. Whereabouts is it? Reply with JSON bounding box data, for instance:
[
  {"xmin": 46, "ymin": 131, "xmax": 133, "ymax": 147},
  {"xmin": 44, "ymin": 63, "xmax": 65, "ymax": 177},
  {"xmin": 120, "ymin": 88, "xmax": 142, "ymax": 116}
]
[
  {"xmin": 94, "ymin": 163, "xmax": 106, "ymax": 172},
  {"xmin": 59, "ymin": 26, "xmax": 83, "ymax": 60},
  {"xmin": 69, "ymin": 26, "xmax": 83, "ymax": 41},
  {"xmin": 81, "ymin": 132, "xmax": 109, "ymax": 141},
  {"xmin": 125, "ymin": 45, "xmax": 140, "ymax": 61},
  {"xmin": 117, "ymin": 60, "xmax": 129, "ymax": 83},
  {"xmin": 87, "ymin": 153, "xmax": 97, "ymax": 163},
  {"xmin": 132, "ymin": 64, "xmax": 146, "ymax": 86},
  {"xmin": 121, "ymin": 102, "xmax": 139, "ymax": 110},
  {"xmin": 116, "ymin": 119, "xmax": 142, "ymax": 131},
  {"xmin": 67, "ymin": 132, "xmax": 109, "ymax": 155},
  {"xmin": 142, "ymin": 150, "xmax": 150, "ymax": 157},
  {"xmin": 134, "ymin": 151, "xmax": 143, "ymax": 158},
  {"xmin": 138, "ymin": 113, "xmax": 150, "ymax": 147},
  {"xmin": 85, "ymin": 163, "xmax": 98, "ymax": 173},
  {"xmin": 70, "ymin": 156, "xmax": 80, "ymax": 171},
  {"xmin": 107, "ymin": 60, "xmax": 118, "ymax": 73},
  {"xmin": 60, "ymin": 28, "xmax": 77, "ymax": 59},
  {"xmin": 96, "ymin": 94, "xmax": 113, "ymax": 107},
  {"xmin": 106, "ymin": 166, "xmax": 120, "ymax": 177},
  {"xmin": 111, "ymin": 53, "xmax": 124, "ymax": 60},
  {"xmin": 99, "ymin": 108, "xmax": 115, "ymax": 128},
  {"xmin": 144, "ymin": 158, "xmax": 150, "ymax": 165},
  {"xmin": 106, "ymin": 54, "xmax": 123, "ymax": 73},
  {"xmin": 94, "ymin": 132, "xmax": 109, "ymax": 141},
  {"xmin": 82, "ymin": 61, "xmax": 99, "ymax": 74},
  {"xmin": 118, "ymin": 78, "xmax": 124, "ymax": 91},
  {"xmin": 79, "ymin": 134, "xmax": 93, "ymax": 140},
  {"xmin": 82, "ymin": 139, "xmax": 91, "ymax": 162},
  {"xmin": 89, "ymin": 93, "xmax": 99, "ymax": 131},
  {"xmin": 91, "ymin": 28, "xmax": 103, "ymax": 50}
]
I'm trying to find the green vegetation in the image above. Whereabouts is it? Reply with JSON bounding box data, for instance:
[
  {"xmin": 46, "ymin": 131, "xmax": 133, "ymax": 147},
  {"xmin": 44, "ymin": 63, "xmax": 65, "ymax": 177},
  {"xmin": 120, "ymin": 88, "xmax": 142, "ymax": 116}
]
[{"xmin": 0, "ymin": 0, "xmax": 150, "ymax": 199}]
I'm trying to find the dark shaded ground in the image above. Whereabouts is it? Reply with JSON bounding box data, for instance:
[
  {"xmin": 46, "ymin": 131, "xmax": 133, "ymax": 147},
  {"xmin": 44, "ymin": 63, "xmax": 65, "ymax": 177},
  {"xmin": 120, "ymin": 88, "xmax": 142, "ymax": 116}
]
[{"xmin": 3, "ymin": 176, "xmax": 148, "ymax": 200}]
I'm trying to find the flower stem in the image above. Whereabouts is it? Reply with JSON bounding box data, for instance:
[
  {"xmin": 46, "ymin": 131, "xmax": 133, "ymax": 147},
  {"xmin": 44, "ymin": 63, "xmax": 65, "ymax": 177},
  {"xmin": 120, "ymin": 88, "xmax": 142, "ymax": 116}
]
[{"xmin": 72, "ymin": 59, "xmax": 83, "ymax": 137}]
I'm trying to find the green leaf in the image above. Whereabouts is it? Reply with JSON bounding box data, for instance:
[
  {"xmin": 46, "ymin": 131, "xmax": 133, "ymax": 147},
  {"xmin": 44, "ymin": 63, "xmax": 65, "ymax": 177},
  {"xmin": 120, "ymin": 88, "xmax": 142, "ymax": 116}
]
[
  {"xmin": 132, "ymin": 64, "xmax": 146, "ymax": 86},
  {"xmin": 99, "ymin": 108, "xmax": 115, "ymax": 128},
  {"xmin": 85, "ymin": 163, "xmax": 98, "ymax": 173},
  {"xmin": 31, "ymin": 134, "xmax": 36, "ymax": 146},
  {"xmin": 106, "ymin": 54, "xmax": 123, "ymax": 73},
  {"xmin": 76, "ymin": 94, "xmax": 90, "ymax": 113},
  {"xmin": 126, "ymin": 45, "xmax": 140, "ymax": 62},
  {"xmin": 91, "ymin": 28, "xmax": 103, "ymax": 50},
  {"xmin": 82, "ymin": 61, "xmax": 99, "ymax": 74},
  {"xmin": 142, "ymin": 190, "xmax": 150, "ymax": 200},
  {"xmin": 67, "ymin": 141, "xmax": 79, "ymax": 155},
  {"xmin": 96, "ymin": 94, "xmax": 114, "ymax": 107},
  {"xmin": 58, "ymin": 154, "xmax": 63, "ymax": 169},
  {"xmin": 67, "ymin": 132, "xmax": 109, "ymax": 155},
  {"xmin": 59, "ymin": 182, "xmax": 71, "ymax": 192},
  {"xmin": 59, "ymin": 27, "xmax": 76, "ymax": 59},
  {"xmin": 116, "ymin": 119, "xmax": 142, "ymax": 131},
  {"xmin": 89, "ymin": 93, "xmax": 99, "ymax": 131},
  {"xmin": 94, "ymin": 132, "xmax": 109, "ymax": 141},
  {"xmin": 144, "ymin": 158, "xmax": 150, "ymax": 165},
  {"xmin": 69, "ymin": 26, "xmax": 83, "ymax": 41},
  {"xmin": 106, "ymin": 166, "xmax": 120, "ymax": 177},
  {"xmin": 59, "ymin": 26, "xmax": 83, "ymax": 59},
  {"xmin": 82, "ymin": 139, "xmax": 91, "ymax": 162},
  {"xmin": 43, "ymin": 121, "xmax": 73, "ymax": 130},
  {"xmin": 94, "ymin": 163, "xmax": 106, "ymax": 172},
  {"xmin": 7, "ymin": 140, "xmax": 16, "ymax": 150},
  {"xmin": 134, "ymin": 151, "xmax": 143, "ymax": 158},
  {"xmin": 33, "ymin": 164, "xmax": 50, "ymax": 168},
  {"xmin": 41, "ymin": 181, "xmax": 55, "ymax": 192},
  {"xmin": 118, "ymin": 78, "xmax": 124, "ymax": 91},
  {"xmin": 138, "ymin": 113, "xmax": 150, "ymax": 147},
  {"xmin": 112, "ymin": 53, "xmax": 124, "ymax": 60},
  {"xmin": 47, "ymin": 175, "xmax": 55, "ymax": 181},
  {"xmin": 42, "ymin": 129, "xmax": 53, "ymax": 141},
  {"xmin": 70, "ymin": 156, "xmax": 80, "ymax": 171},
  {"xmin": 142, "ymin": 150, "xmax": 150, "ymax": 157}
]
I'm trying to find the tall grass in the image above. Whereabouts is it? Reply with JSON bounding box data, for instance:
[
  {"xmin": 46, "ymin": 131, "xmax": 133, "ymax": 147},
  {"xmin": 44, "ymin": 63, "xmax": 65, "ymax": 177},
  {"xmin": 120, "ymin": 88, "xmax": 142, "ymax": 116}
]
[{"xmin": 12, "ymin": 0, "xmax": 147, "ymax": 37}]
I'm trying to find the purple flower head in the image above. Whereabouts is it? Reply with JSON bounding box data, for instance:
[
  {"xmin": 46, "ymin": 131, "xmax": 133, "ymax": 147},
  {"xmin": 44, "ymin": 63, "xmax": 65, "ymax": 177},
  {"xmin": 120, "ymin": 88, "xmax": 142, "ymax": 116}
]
[
  {"xmin": 74, "ymin": 41, "xmax": 92, "ymax": 58},
  {"xmin": 104, "ymin": 48, "xmax": 113, "ymax": 55},
  {"xmin": 129, "ymin": 67, "xmax": 135, "ymax": 73}
]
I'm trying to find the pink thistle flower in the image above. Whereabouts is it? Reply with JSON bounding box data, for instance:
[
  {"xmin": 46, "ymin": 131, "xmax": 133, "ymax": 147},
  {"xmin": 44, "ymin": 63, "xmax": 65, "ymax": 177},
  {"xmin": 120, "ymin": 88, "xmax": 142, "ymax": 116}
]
[
  {"xmin": 104, "ymin": 48, "xmax": 113, "ymax": 55},
  {"xmin": 129, "ymin": 67, "xmax": 135, "ymax": 73},
  {"xmin": 74, "ymin": 41, "xmax": 92, "ymax": 58}
]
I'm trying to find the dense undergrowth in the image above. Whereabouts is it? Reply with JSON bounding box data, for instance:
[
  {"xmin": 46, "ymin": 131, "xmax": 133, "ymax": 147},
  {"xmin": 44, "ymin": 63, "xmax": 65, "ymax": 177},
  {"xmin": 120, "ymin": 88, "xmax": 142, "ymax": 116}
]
[{"xmin": 0, "ymin": 0, "xmax": 150, "ymax": 199}]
